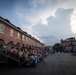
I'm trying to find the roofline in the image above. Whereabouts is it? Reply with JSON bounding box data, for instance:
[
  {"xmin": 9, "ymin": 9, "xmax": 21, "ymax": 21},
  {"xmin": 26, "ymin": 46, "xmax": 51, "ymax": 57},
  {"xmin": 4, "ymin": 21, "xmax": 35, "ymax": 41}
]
[{"xmin": 0, "ymin": 16, "xmax": 44, "ymax": 45}]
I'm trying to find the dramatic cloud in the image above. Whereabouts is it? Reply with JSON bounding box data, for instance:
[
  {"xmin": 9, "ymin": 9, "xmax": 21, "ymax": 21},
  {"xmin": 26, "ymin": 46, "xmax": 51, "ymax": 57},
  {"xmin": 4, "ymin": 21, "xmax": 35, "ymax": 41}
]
[{"xmin": 32, "ymin": 8, "xmax": 74, "ymax": 45}]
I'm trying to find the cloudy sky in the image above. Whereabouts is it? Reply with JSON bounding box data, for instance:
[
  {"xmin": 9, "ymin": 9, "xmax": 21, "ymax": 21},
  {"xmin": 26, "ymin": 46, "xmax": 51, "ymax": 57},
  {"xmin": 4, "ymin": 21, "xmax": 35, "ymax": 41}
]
[{"xmin": 0, "ymin": 0, "xmax": 76, "ymax": 45}]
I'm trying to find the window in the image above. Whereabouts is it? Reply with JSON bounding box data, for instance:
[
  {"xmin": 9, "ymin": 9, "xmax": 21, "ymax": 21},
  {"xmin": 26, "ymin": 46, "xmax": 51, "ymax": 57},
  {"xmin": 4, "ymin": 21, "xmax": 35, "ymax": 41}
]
[
  {"xmin": 29, "ymin": 38, "xmax": 31, "ymax": 43},
  {"xmin": 10, "ymin": 29, "xmax": 14, "ymax": 36},
  {"xmin": 17, "ymin": 32, "xmax": 20, "ymax": 39},
  {"xmin": 0, "ymin": 23, "xmax": 5, "ymax": 33},
  {"xmin": 22, "ymin": 35, "xmax": 25, "ymax": 41},
  {"xmin": 26, "ymin": 37, "xmax": 28, "ymax": 42}
]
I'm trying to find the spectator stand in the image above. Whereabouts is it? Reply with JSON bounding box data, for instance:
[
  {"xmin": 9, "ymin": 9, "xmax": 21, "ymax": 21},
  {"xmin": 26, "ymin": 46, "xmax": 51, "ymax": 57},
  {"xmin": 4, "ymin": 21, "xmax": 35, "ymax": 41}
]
[
  {"xmin": 0, "ymin": 45, "xmax": 43, "ymax": 66},
  {"xmin": 0, "ymin": 48, "xmax": 7, "ymax": 63}
]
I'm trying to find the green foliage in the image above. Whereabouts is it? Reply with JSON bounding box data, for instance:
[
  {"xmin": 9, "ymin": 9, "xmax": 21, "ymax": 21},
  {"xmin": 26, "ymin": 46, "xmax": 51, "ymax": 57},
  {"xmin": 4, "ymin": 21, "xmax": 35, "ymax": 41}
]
[{"xmin": 53, "ymin": 43, "xmax": 62, "ymax": 52}]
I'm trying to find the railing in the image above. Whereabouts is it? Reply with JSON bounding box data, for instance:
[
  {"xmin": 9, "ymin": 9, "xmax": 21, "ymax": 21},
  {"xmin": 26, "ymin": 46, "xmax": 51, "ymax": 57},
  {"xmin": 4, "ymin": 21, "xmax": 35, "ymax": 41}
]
[
  {"xmin": 0, "ymin": 49, "xmax": 7, "ymax": 63},
  {"xmin": 0, "ymin": 49, "xmax": 42, "ymax": 66},
  {"xmin": 0, "ymin": 49, "xmax": 25, "ymax": 66}
]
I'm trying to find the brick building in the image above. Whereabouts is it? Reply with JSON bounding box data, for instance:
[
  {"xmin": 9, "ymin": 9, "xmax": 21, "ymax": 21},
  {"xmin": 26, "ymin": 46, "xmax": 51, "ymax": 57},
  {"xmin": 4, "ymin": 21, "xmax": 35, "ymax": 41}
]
[
  {"xmin": 0, "ymin": 16, "xmax": 44, "ymax": 49},
  {"xmin": 61, "ymin": 37, "xmax": 76, "ymax": 52}
]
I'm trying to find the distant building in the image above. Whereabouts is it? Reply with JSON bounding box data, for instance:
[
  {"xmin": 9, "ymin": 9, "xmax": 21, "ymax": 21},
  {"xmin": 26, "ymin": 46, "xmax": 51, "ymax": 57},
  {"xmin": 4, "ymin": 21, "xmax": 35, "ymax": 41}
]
[
  {"xmin": 61, "ymin": 37, "xmax": 76, "ymax": 52},
  {"xmin": 49, "ymin": 46, "xmax": 53, "ymax": 53},
  {"xmin": 0, "ymin": 16, "xmax": 44, "ymax": 49}
]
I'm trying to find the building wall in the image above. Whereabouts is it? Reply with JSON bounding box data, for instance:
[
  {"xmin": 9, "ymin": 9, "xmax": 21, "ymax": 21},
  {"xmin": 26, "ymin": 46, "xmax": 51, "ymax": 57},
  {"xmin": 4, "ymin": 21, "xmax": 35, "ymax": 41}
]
[
  {"xmin": 61, "ymin": 38, "xmax": 76, "ymax": 52},
  {"xmin": 0, "ymin": 17, "xmax": 44, "ymax": 48},
  {"xmin": 0, "ymin": 21, "xmax": 22, "ymax": 44},
  {"xmin": 61, "ymin": 41, "xmax": 71, "ymax": 47}
]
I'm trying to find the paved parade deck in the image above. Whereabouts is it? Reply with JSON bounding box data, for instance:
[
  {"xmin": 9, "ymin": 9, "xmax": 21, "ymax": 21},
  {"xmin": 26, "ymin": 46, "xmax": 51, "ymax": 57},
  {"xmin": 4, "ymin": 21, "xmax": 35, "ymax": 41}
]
[{"xmin": 0, "ymin": 53, "xmax": 76, "ymax": 75}]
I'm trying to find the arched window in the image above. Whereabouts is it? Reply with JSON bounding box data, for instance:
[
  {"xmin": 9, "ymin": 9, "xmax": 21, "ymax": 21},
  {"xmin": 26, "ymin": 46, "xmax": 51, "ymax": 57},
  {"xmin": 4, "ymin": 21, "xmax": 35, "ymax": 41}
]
[
  {"xmin": 8, "ymin": 41, "xmax": 14, "ymax": 45},
  {"xmin": 0, "ymin": 39, "xmax": 6, "ymax": 48}
]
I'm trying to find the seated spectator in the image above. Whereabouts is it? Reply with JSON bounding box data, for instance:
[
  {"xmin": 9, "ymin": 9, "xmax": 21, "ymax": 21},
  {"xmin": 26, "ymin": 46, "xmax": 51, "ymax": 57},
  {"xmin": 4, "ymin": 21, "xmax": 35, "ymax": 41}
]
[
  {"xmin": 10, "ymin": 46, "xmax": 18, "ymax": 55},
  {"xmin": 5, "ymin": 45, "xmax": 11, "ymax": 52},
  {"xmin": 19, "ymin": 49, "xmax": 24, "ymax": 57}
]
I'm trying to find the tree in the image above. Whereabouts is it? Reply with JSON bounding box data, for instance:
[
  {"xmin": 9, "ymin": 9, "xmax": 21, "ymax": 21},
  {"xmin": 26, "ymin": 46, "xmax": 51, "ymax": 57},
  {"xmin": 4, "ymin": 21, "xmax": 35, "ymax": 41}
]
[{"xmin": 53, "ymin": 43, "xmax": 63, "ymax": 52}]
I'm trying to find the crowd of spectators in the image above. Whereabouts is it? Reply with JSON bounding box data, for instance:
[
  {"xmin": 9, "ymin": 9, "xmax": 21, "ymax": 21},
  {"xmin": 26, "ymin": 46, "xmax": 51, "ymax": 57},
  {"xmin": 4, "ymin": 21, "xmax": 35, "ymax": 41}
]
[{"xmin": 0, "ymin": 43, "xmax": 48, "ymax": 66}]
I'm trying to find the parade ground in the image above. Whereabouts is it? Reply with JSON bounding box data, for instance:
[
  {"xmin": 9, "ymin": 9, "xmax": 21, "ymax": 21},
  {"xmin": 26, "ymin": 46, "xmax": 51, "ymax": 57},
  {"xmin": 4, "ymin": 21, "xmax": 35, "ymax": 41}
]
[{"xmin": 0, "ymin": 53, "xmax": 76, "ymax": 75}]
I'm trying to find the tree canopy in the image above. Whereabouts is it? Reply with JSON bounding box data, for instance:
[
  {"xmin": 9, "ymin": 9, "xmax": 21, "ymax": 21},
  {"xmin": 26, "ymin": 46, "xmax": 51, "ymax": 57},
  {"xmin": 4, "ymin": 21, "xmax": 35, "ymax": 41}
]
[{"xmin": 53, "ymin": 43, "xmax": 63, "ymax": 52}]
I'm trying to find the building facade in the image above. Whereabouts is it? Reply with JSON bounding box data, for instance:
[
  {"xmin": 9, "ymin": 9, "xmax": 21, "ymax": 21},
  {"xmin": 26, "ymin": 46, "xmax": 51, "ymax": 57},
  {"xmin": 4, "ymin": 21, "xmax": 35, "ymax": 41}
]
[
  {"xmin": 61, "ymin": 37, "xmax": 76, "ymax": 52},
  {"xmin": 0, "ymin": 16, "xmax": 44, "ymax": 49}
]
